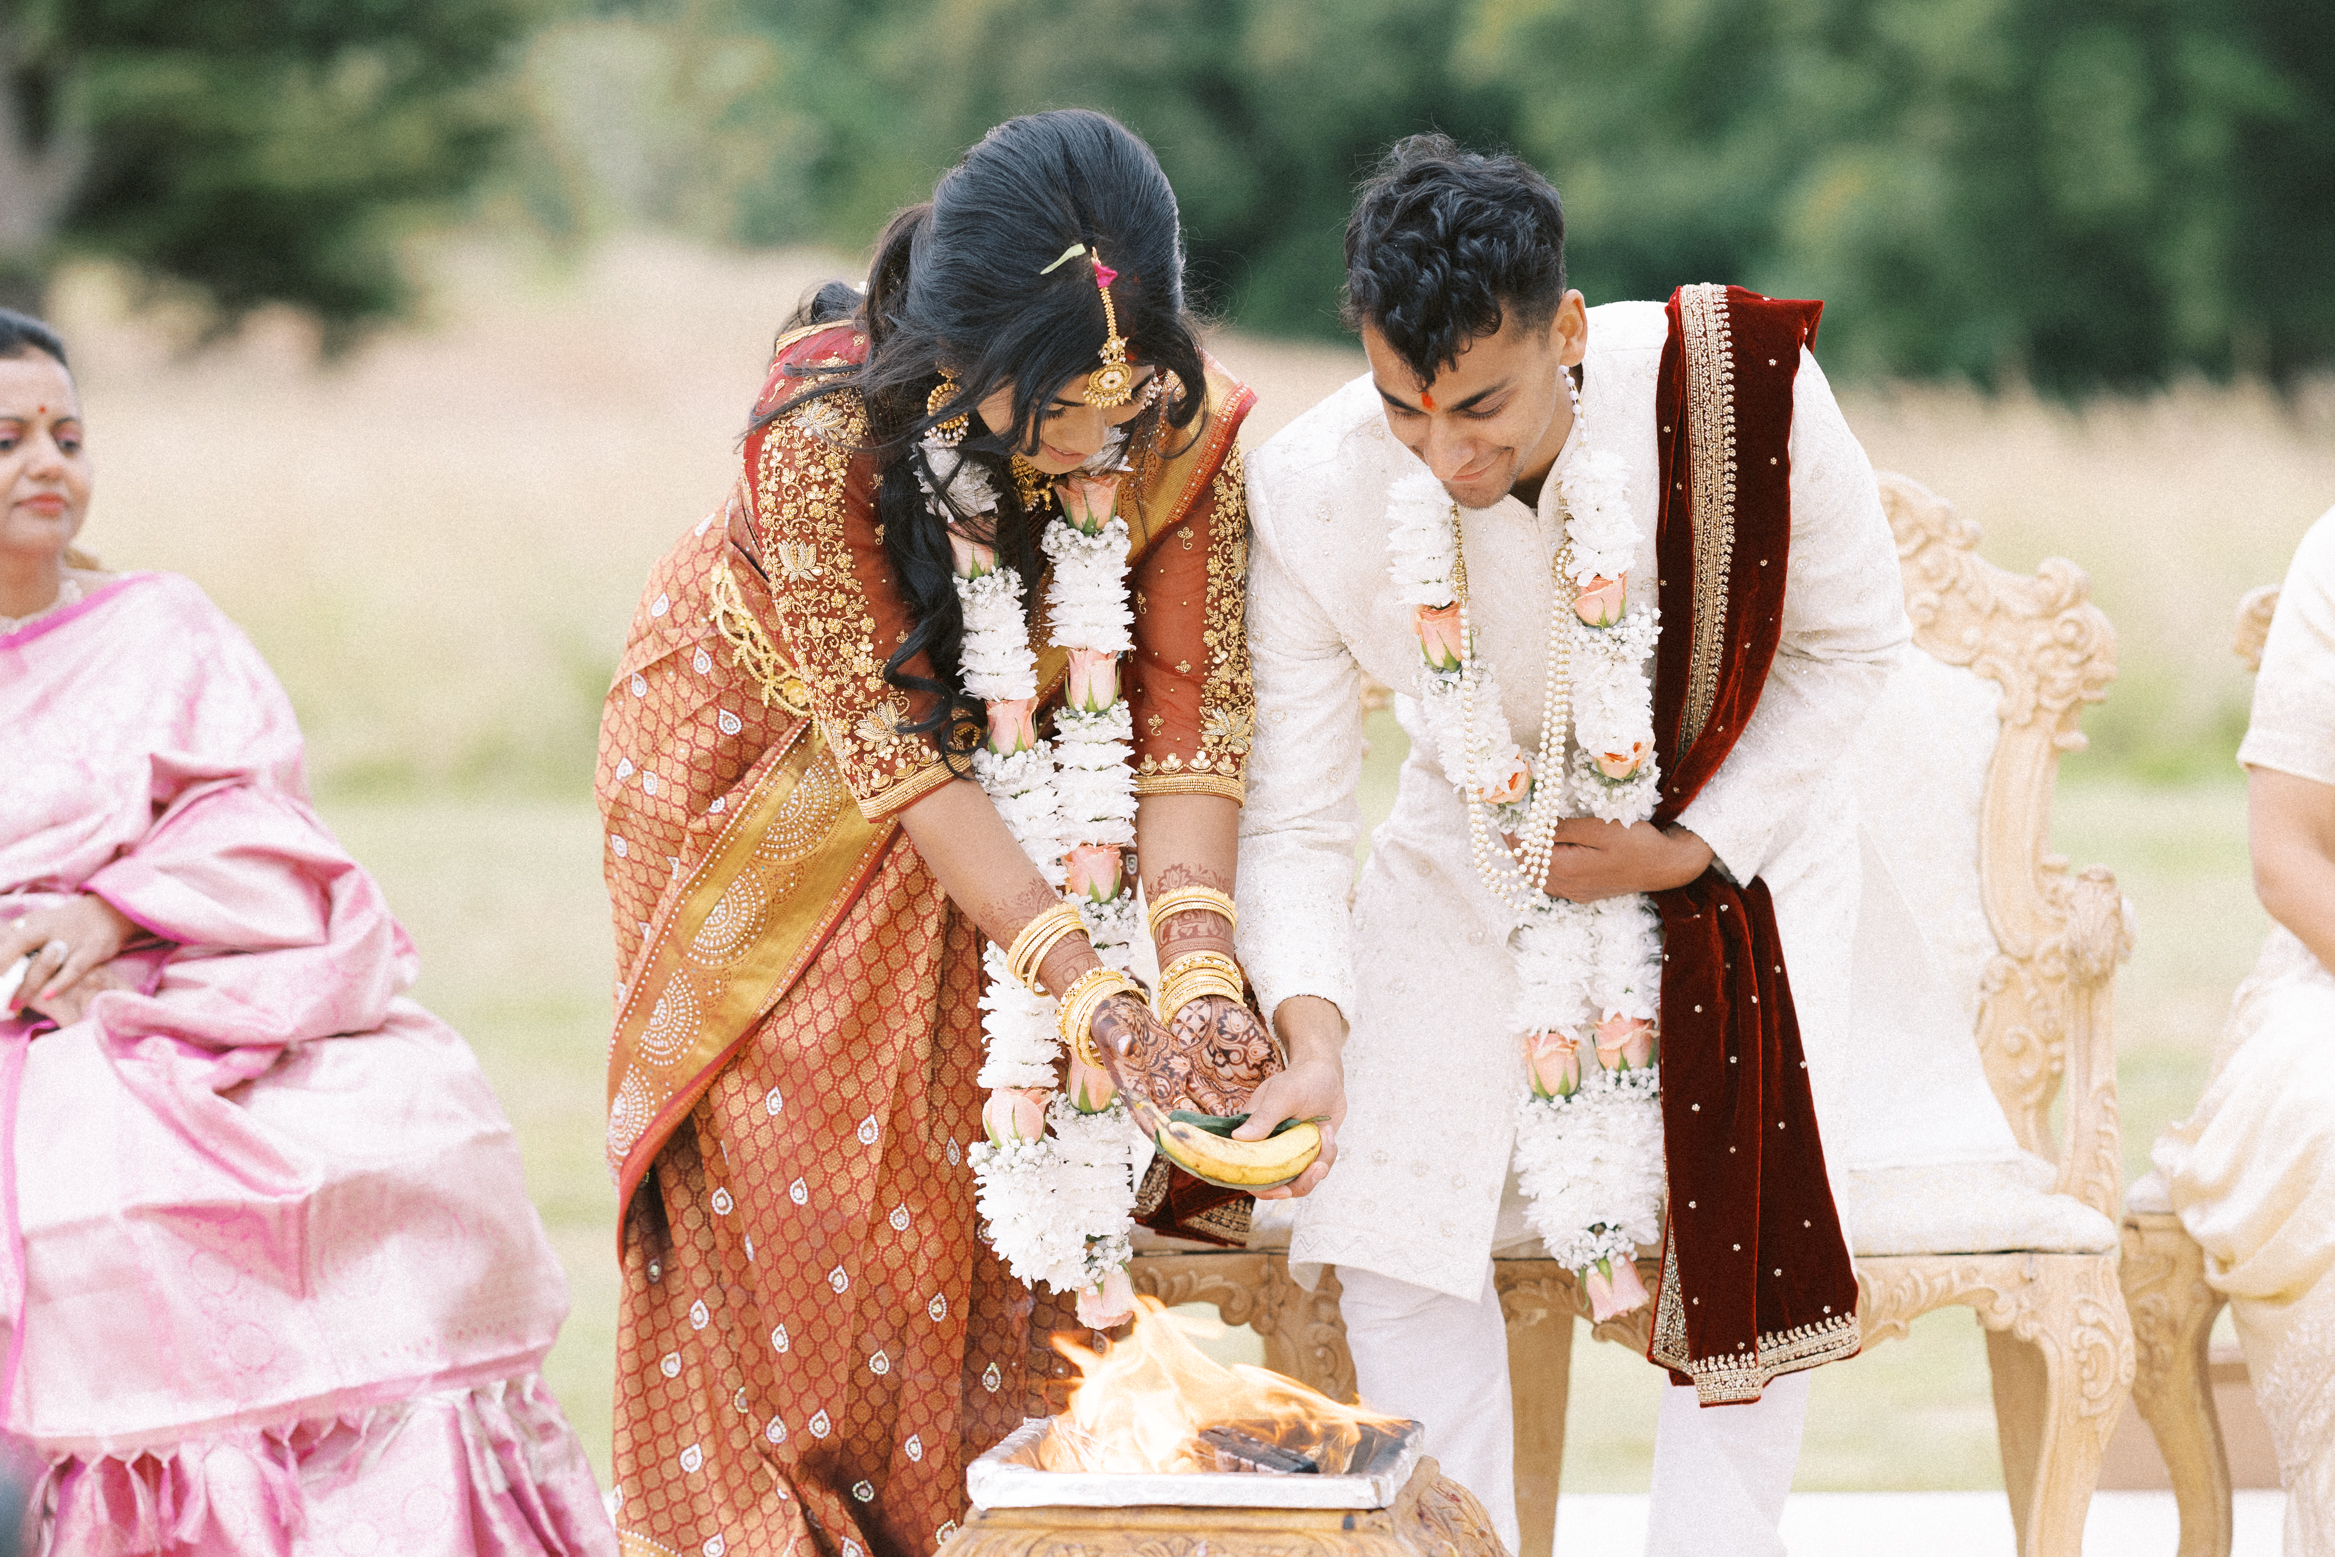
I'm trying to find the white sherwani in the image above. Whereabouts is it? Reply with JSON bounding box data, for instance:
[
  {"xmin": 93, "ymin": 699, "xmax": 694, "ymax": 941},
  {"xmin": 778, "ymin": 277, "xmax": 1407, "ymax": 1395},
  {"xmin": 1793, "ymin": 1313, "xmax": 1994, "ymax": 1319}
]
[{"xmin": 1235, "ymin": 300, "xmax": 1910, "ymax": 1303}]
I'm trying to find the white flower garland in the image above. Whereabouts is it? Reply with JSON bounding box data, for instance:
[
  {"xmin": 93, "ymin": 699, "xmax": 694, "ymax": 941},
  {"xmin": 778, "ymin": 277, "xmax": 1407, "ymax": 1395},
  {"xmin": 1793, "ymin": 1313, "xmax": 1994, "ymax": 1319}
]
[
  {"xmin": 937, "ymin": 431, "xmax": 1145, "ymax": 1298},
  {"xmin": 1385, "ymin": 381, "xmax": 1669, "ymax": 1312}
]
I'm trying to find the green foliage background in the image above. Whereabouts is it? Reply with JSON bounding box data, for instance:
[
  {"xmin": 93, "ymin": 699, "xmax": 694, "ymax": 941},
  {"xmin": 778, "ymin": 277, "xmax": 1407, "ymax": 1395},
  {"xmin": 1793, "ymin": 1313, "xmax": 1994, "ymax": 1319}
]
[
  {"xmin": 517, "ymin": 0, "xmax": 2335, "ymax": 393},
  {"xmin": 9, "ymin": 0, "xmax": 2330, "ymax": 389},
  {"xmin": 0, "ymin": 0, "xmax": 547, "ymax": 335}
]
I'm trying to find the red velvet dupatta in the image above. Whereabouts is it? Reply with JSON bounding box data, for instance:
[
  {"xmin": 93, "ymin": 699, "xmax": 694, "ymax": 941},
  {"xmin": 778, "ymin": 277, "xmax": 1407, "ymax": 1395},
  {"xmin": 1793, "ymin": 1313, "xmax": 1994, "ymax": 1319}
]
[{"xmin": 1645, "ymin": 284, "xmax": 1863, "ymax": 1403}]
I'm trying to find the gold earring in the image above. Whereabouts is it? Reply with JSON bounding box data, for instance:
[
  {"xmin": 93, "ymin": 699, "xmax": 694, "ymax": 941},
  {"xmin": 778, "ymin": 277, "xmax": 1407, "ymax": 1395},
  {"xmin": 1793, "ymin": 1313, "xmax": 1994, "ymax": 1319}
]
[
  {"xmin": 926, "ymin": 371, "xmax": 969, "ymax": 447},
  {"xmin": 1010, "ymin": 456, "xmax": 1054, "ymax": 512}
]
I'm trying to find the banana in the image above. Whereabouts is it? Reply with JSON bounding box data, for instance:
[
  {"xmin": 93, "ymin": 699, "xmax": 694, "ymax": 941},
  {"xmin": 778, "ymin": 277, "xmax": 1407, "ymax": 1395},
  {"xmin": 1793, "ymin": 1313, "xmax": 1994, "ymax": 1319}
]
[{"xmin": 1148, "ymin": 1107, "xmax": 1322, "ymax": 1190}]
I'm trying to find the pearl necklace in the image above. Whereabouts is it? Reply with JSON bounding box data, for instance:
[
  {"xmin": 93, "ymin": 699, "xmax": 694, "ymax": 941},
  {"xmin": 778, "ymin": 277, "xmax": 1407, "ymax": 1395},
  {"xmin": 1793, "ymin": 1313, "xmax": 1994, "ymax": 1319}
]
[
  {"xmin": 1457, "ymin": 373, "xmax": 1588, "ymax": 911},
  {"xmin": 1457, "ymin": 536, "xmax": 1575, "ymax": 910}
]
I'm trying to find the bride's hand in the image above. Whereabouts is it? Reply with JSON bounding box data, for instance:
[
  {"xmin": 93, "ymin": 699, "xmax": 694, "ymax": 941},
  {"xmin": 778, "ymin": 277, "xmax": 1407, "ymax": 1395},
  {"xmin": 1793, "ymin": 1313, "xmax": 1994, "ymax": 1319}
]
[
  {"xmin": 1, "ymin": 893, "xmax": 135, "ymax": 1018},
  {"xmin": 1086, "ymin": 990, "xmax": 1183, "ymax": 1110},
  {"xmin": 1164, "ymin": 994, "xmax": 1278, "ymax": 1117}
]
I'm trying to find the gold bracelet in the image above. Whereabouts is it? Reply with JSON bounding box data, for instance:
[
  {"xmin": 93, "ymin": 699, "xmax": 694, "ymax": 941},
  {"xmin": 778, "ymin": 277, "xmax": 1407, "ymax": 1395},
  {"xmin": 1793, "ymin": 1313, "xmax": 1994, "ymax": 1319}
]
[
  {"xmin": 1146, "ymin": 886, "xmax": 1237, "ymax": 941},
  {"xmin": 1056, "ymin": 964, "xmax": 1140, "ymax": 1070},
  {"xmin": 1157, "ymin": 950, "xmax": 1246, "ymax": 1019},
  {"xmin": 1005, "ymin": 902, "xmax": 1087, "ymax": 991}
]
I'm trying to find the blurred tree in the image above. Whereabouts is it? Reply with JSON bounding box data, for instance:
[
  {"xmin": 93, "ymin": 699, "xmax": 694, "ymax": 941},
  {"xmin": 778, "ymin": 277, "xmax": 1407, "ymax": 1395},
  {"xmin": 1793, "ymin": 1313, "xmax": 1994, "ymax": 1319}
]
[
  {"xmin": 732, "ymin": 0, "xmax": 1519, "ymax": 329},
  {"xmin": 0, "ymin": 0, "xmax": 547, "ymax": 337},
  {"xmin": 512, "ymin": 0, "xmax": 822, "ymax": 247},
  {"xmin": 687, "ymin": 0, "xmax": 2331, "ymax": 390},
  {"xmin": 1456, "ymin": 0, "xmax": 2335, "ymax": 389}
]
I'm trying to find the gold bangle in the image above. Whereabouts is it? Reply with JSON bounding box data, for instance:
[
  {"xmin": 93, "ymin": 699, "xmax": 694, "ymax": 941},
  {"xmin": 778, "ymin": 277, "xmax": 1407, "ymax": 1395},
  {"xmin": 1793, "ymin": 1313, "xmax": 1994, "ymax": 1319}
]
[
  {"xmin": 1057, "ymin": 965, "xmax": 1139, "ymax": 1070},
  {"xmin": 1158, "ymin": 950, "xmax": 1245, "ymax": 1019},
  {"xmin": 1005, "ymin": 902, "xmax": 1087, "ymax": 991},
  {"xmin": 1146, "ymin": 886, "xmax": 1237, "ymax": 941}
]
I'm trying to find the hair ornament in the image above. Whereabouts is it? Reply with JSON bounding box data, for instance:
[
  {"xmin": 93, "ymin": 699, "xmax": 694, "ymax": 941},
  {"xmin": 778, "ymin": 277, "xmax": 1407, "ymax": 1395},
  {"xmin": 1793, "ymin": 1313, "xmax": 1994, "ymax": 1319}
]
[
  {"xmin": 1039, "ymin": 239, "xmax": 1135, "ymax": 408},
  {"xmin": 1081, "ymin": 248, "xmax": 1135, "ymax": 409}
]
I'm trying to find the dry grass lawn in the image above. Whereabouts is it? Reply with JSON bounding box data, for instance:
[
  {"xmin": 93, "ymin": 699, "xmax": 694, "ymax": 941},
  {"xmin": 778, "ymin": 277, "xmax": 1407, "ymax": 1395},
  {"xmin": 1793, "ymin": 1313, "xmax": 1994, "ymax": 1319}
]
[{"xmin": 47, "ymin": 233, "xmax": 2323, "ymax": 1493}]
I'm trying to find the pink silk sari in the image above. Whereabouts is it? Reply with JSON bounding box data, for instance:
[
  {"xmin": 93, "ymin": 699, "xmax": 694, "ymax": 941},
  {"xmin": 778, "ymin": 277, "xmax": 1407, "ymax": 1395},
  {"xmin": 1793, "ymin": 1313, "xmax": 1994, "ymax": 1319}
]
[{"xmin": 0, "ymin": 573, "xmax": 613, "ymax": 1555}]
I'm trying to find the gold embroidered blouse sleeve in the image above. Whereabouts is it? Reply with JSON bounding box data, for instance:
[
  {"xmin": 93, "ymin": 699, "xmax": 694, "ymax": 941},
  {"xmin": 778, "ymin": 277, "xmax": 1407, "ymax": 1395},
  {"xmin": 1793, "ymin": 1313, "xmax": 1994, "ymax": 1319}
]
[
  {"xmin": 741, "ymin": 390, "xmax": 954, "ymax": 821},
  {"xmin": 1126, "ymin": 445, "xmax": 1256, "ymax": 802}
]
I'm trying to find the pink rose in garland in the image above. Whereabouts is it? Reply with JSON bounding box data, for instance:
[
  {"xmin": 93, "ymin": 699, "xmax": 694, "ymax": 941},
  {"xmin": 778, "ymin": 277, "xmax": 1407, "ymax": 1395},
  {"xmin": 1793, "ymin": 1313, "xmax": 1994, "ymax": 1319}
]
[
  {"xmin": 1063, "ymin": 843, "xmax": 1123, "ymax": 903},
  {"xmin": 1475, "ymin": 751, "xmax": 1532, "ymax": 807},
  {"xmin": 1065, "ymin": 646, "xmax": 1120, "ymax": 712},
  {"xmin": 1059, "ymin": 475, "xmax": 1121, "ymax": 537},
  {"xmin": 986, "ymin": 697, "xmax": 1038, "ymax": 756},
  {"xmin": 1067, "ymin": 1055, "xmax": 1117, "ymax": 1113},
  {"xmin": 949, "ymin": 529, "xmax": 996, "ymax": 578},
  {"xmin": 1414, "ymin": 602, "xmax": 1464, "ymax": 670},
  {"xmin": 1076, "ymin": 1265, "xmax": 1136, "ymax": 1330},
  {"xmin": 1583, "ymin": 1255, "xmax": 1651, "ymax": 1320},
  {"xmin": 1593, "ymin": 740, "xmax": 1647, "ymax": 781},
  {"xmin": 1526, "ymin": 1030, "xmax": 1582, "ymax": 1100},
  {"xmin": 981, "ymin": 1086, "xmax": 1049, "ymax": 1146},
  {"xmin": 1594, "ymin": 1015, "xmax": 1656, "ymax": 1072},
  {"xmin": 1573, "ymin": 573, "xmax": 1627, "ymax": 628}
]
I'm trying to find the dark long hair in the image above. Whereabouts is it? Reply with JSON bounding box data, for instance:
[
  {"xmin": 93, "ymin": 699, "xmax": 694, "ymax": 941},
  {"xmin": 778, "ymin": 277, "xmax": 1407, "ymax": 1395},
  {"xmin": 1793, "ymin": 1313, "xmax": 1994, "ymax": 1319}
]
[{"xmin": 760, "ymin": 109, "xmax": 1208, "ymax": 758}]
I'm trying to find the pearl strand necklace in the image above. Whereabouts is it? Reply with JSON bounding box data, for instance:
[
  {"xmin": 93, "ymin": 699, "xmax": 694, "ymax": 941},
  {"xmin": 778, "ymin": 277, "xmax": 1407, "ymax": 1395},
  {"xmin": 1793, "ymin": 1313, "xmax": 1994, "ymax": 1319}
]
[
  {"xmin": 1458, "ymin": 371, "xmax": 1588, "ymax": 911},
  {"xmin": 1458, "ymin": 538, "xmax": 1574, "ymax": 909}
]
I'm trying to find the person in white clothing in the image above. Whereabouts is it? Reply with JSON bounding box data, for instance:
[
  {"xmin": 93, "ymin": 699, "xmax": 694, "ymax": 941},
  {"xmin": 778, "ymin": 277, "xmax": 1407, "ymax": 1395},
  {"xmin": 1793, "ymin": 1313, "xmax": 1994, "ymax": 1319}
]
[
  {"xmin": 1228, "ymin": 136, "xmax": 1910, "ymax": 1555},
  {"xmin": 2155, "ymin": 505, "xmax": 2335, "ymax": 1557}
]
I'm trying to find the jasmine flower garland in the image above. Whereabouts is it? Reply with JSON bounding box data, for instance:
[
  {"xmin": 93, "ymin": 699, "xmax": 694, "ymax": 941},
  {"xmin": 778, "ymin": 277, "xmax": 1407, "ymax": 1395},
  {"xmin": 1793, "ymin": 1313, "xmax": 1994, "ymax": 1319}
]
[
  {"xmin": 1382, "ymin": 377, "xmax": 1669, "ymax": 1318},
  {"xmin": 932, "ymin": 429, "xmax": 1144, "ymax": 1300}
]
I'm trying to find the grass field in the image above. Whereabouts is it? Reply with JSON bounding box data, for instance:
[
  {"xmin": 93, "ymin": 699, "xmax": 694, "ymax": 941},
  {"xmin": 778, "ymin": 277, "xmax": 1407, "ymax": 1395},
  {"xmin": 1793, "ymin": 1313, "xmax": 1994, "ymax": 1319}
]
[{"xmin": 47, "ymin": 232, "xmax": 2308, "ymax": 1493}]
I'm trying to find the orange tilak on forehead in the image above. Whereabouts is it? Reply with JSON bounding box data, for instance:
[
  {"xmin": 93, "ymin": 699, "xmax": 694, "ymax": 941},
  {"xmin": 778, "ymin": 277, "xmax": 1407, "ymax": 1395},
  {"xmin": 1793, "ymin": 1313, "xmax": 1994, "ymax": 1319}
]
[{"xmin": 1419, "ymin": 387, "xmax": 1436, "ymax": 411}]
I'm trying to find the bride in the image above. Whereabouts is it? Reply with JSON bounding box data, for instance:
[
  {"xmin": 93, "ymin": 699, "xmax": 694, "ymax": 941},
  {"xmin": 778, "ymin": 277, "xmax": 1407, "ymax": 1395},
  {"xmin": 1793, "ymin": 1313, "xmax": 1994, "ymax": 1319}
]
[{"xmin": 596, "ymin": 108, "xmax": 1337, "ymax": 1557}]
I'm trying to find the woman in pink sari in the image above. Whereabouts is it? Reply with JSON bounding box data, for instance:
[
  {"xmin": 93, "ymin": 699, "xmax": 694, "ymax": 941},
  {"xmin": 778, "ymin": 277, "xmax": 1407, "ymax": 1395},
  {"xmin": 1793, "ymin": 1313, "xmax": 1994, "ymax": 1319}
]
[{"xmin": 0, "ymin": 310, "xmax": 614, "ymax": 1554}]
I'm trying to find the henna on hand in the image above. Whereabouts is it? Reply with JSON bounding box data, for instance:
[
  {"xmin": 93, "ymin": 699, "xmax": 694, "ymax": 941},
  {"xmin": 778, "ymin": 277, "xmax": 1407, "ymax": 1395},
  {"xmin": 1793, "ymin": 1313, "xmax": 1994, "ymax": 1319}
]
[
  {"xmin": 1150, "ymin": 861, "xmax": 1236, "ymax": 956},
  {"xmin": 1165, "ymin": 994, "xmax": 1278, "ymax": 1115},
  {"xmin": 1089, "ymin": 990, "xmax": 1176, "ymax": 1106},
  {"xmin": 1090, "ymin": 984, "xmax": 1283, "ymax": 1118}
]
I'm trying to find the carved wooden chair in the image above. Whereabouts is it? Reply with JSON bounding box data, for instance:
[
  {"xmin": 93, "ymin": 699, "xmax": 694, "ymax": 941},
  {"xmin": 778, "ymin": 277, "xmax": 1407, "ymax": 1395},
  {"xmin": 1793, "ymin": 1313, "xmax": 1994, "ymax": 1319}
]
[
  {"xmin": 2114, "ymin": 583, "xmax": 2280, "ymax": 1557},
  {"xmin": 1132, "ymin": 472, "xmax": 2136, "ymax": 1557}
]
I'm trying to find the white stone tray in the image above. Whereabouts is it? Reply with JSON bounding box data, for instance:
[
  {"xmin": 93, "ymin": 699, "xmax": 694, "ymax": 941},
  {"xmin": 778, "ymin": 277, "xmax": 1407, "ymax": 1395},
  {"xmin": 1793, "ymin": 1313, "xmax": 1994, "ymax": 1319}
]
[{"xmin": 965, "ymin": 1417, "xmax": 1424, "ymax": 1511}]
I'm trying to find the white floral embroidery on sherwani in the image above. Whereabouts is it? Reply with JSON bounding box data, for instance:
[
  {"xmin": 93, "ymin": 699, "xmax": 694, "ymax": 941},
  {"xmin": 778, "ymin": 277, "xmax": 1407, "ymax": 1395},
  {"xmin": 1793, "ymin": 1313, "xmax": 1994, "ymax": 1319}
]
[
  {"xmin": 1234, "ymin": 301, "xmax": 1909, "ymax": 1301},
  {"xmin": 2158, "ymin": 504, "xmax": 2335, "ymax": 1557}
]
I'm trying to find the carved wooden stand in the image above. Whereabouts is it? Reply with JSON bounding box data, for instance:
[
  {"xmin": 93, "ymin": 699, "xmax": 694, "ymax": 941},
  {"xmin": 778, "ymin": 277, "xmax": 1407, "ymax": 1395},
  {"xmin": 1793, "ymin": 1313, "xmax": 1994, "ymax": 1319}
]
[
  {"xmin": 937, "ymin": 1460, "xmax": 1505, "ymax": 1557},
  {"xmin": 2119, "ymin": 1211, "xmax": 2234, "ymax": 1557}
]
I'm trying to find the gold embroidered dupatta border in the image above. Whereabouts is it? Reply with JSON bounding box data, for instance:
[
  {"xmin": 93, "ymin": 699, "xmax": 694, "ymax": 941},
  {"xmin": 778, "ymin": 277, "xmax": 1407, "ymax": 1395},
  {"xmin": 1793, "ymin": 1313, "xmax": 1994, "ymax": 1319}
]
[
  {"xmin": 603, "ymin": 358, "xmax": 1253, "ymax": 1215},
  {"xmin": 1675, "ymin": 281, "xmax": 1738, "ymax": 756},
  {"xmin": 1645, "ymin": 283, "xmax": 1861, "ymax": 1403},
  {"xmin": 605, "ymin": 718, "xmax": 895, "ymax": 1211}
]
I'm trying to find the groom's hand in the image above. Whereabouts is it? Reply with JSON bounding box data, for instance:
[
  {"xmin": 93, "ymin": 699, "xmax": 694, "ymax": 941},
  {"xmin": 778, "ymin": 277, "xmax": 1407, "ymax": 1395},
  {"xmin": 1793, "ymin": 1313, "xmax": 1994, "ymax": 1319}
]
[
  {"xmin": 1539, "ymin": 819, "xmax": 1713, "ymax": 902},
  {"xmin": 1240, "ymin": 995, "xmax": 1346, "ymax": 1201}
]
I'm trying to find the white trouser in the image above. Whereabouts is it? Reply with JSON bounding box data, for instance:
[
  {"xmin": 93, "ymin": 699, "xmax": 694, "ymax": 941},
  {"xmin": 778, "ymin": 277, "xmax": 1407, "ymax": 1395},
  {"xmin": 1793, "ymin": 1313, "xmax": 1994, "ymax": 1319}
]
[
  {"xmin": 1338, "ymin": 1263, "xmax": 1522, "ymax": 1552},
  {"xmin": 1336, "ymin": 1263, "xmax": 1811, "ymax": 1557}
]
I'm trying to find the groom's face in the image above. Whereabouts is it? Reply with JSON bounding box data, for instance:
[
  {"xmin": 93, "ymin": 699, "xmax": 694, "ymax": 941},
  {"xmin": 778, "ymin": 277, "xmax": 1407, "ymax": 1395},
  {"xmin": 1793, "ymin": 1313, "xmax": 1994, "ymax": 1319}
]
[{"xmin": 1361, "ymin": 292, "xmax": 1586, "ymax": 511}]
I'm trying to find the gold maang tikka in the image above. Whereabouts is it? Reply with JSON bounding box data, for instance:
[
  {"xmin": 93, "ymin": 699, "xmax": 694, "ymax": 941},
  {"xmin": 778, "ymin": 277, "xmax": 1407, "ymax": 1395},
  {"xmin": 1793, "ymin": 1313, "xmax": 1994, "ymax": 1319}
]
[{"xmin": 1040, "ymin": 241, "xmax": 1135, "ymax": 408}]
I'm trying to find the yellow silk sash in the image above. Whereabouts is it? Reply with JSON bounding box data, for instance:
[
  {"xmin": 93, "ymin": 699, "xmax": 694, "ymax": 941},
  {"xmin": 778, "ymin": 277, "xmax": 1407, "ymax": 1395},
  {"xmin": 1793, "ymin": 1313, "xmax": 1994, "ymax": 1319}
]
[{"xmin": 605, "ymin": 717, "xmax": 898, "ymax": 1209}]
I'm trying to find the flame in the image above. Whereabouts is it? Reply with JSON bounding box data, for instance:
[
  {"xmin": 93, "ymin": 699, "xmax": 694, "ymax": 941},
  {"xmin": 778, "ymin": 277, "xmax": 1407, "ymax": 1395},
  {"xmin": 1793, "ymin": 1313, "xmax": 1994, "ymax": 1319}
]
[{"xmin": 1037, "ymin": 1297, "xmax": 1402, "ymax": 1475}]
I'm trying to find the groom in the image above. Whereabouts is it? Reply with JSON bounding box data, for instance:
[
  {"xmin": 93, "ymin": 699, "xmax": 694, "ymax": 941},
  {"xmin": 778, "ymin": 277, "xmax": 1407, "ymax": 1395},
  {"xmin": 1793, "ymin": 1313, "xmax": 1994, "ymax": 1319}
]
[{"xmin": 1229, "ymin": 136, "xmax": 1909, "ymax": 1554}]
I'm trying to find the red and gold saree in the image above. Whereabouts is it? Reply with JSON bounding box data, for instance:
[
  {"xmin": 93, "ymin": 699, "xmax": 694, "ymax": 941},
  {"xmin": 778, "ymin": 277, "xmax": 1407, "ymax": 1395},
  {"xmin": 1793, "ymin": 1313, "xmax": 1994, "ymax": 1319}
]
[{"xmin": 595, "ymin": 323, "xmax": 1255, "ymax": 1557}]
